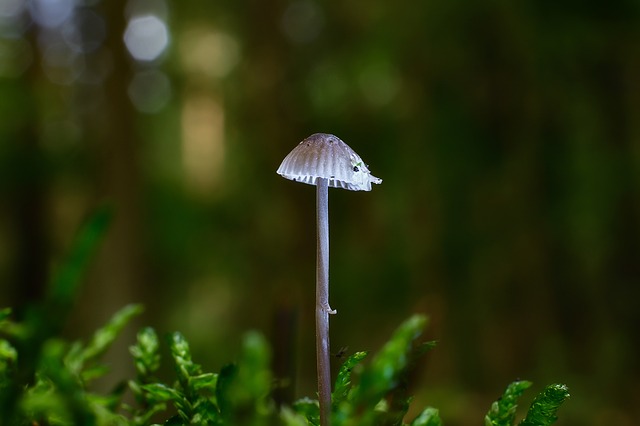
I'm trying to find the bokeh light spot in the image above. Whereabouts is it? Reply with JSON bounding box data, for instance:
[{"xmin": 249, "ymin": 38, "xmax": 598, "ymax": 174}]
[
  {"xmin": 181, "ymin": 94, "xmax": 225, "ymax": 195},
  {"xmin": 29, "ymin": 0, "xmax": 74, "ymax": 29},
  {"xmin": 124, "ymin": 15, "xmax": 168, "ymax": 62},
  {"xmin": 180, "ymin": 29, "xmax": 239, "ymax": 78}
]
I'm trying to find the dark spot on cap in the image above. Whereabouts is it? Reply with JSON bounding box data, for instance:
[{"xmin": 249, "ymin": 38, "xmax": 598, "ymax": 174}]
[{"xmin": 353, "ymin": 166, "xmax": 359, "ymax": 172}]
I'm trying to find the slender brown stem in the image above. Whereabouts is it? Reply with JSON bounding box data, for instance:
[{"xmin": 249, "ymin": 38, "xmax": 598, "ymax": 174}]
[{"xmin": 316, "ymin": 177, "xmax": 332, "ymax": 426}]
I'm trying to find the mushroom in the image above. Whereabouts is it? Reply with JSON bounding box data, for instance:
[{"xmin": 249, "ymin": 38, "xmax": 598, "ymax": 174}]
[{"xmin": 277, "ymin": 133, "xmax": 381, "ymax": 425}]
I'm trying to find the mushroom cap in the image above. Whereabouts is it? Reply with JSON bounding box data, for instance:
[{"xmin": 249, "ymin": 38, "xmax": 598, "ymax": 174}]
[{"xmin": 276, "ymin": 133, "xmax": 382, "ymax": 191}]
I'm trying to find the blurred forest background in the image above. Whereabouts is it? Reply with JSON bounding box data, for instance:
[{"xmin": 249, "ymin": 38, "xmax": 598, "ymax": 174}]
[{"xmin": 1, "ymin": 0, "xmax": 639, "ymax": 425}]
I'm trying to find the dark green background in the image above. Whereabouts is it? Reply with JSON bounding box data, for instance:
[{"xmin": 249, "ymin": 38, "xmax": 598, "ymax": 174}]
[{"xmin": 1, "ymin": 1, "xmax": 638, "ymax": 424}]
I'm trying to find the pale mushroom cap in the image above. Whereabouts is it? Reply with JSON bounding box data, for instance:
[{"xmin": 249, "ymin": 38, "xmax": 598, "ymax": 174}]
[{"xmin": 276, "ymin": 133, "xmax": 382, "ymax": 191}]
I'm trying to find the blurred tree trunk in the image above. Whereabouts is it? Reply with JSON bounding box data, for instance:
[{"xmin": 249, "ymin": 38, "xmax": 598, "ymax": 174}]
[
  {"xmin": 71, "ymin": 0, "xmax": 146, "ymax": 385},
  {"xmin": 6, "ymin": 25, "xmax": 48, "ymax": 317},
  {"xmin": 92, "ymin": 0, "xmax": 144, "ymax": 304}
]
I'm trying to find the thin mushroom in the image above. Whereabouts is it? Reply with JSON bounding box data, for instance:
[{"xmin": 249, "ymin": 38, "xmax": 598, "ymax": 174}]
[{"xmin": 277, "ymin": 133, "xmax": 381, "ymax": 426}]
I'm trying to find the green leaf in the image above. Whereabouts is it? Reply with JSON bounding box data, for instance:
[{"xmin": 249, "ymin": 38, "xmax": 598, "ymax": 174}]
[
  {"xmin": 21, "ymin": 380, "xmax": 72, "ymax": 425},
  {"xmin": 0, "ymin": 308, "xmax": 11, "ymax": 323},
  {"xmin": 141, "ymin": 383, "xmax": 181, "ymax": 403},
  {"xmin": 332, "ymin": 315, "xmax": 431, "ymax": 426},
  {"xmin": 410, "ymin": 407, "xmax": 443, "ymax": 426},
  {"xmin": 519, "ymin": 384, "xmax": 570, "ymax": 426},
  {"xmin": 48, "ymin": 206, "xmax": 113, "ymax": 308},
  {"xmin": 238, "ymin": 331, "xmax": 271, "ymax": 401},
  {"xmin": 130, "ymin": 327, "xmax": 161, "ymax": 379},
  {"xmin": 82, "ymin": 304, "xmax": 144, "ymax": 363},
  {"xmin": 332, "ymin": 351, "xmax": 368, "ymax": 406},
  {"xmin": 354, "ymin": 315, "xmax": 428, "ymax": 406},
  {"xmin": 28, "ymin": 339, "xmax": 97, "ymax": 425},
  {"xmin": 485, "ymin": 380, "xmax": 532, "ymax": 426},
  {"xmin": 280, "ymin": 406, "xmax": 310, "ymax": 426},
  {"xmin": 216, "ymin": 363, "xmax": 238, "ymax": 418},
  {"xmin": 190, "ymin": 373, "xmax": 218, "ymax": 392},
  {"xmin": 374, "ymin": 393, "xmax": 413, "ymax": 426},
  {"xmin": 79, "ymin": 364, "xmax": 110, "ymax": 383},
  {"xmin": 0, "ymin": 340, "xmax": 17, "ymax": 366},
  {"xmin": 292, "ymin": 397, "xmax": 319, "ymax": 426},
  {"xmin": 169, "ymin": 331, "xmax": 201, "ymax": 393},
  {"xmin": 215, "ymin": 332, "xmax": 272, "ymax": 424},
  {"xmin": 0, "ymin": 307, "xmax": 27, "ymax": 341},
  {"xmin": 63, "ymin": 304, "xmax": 143, "ymax": 384}
]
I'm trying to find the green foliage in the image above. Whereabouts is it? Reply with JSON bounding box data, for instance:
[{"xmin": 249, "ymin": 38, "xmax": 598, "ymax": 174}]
[
  {"xmin": 127, "ymin": 328, "xmax": 275, "ymax": 425},
  {"xmin": 410, "ymin": 408, "xmax": 442, "ymax": 426},
  {"xmin": 0, "ymin": 304, "xmax": 571, "ymax": 426},
  {"xmin": 322, "ymin": 315, "xmax": 438, "ymax": 426},
  {"xmin": 15, "ymin": 304, "xmax": 143, "ymax": 426},
  {"xmin": 66, "ymin": 304, "xmax": 144, "ymax": 383},
  {"xmin": 485, "ymin": 380, "xmax": 532, "ymax": 426},
  {"xmin": 0, "ymin": 208, "xmax": 127, "ymax": 426},
  {"xmin": 126, "ymin": 327, "xmax": 165, "ymax": 425},
  {"xmin": 483, "ymin": 381, "xmax": 570, "ymax": 426},
  {"xmin": 519, "ymin": 384, "xmax": 570, "ymax": 426},
  {"xmin": 332, "ymin": 351, "xmax": 368, "ymax": 407},
  {"xmin": 0, "ymin": 207, "xmax": 114, "ymax": 425},
  {"xmin": 0, "ymin": 310, "xmax": 17, "ymax": 372}
]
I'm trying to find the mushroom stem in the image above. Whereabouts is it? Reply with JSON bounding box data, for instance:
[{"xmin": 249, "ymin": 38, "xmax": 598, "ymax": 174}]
[{"xmin": 316, "ymin": 177, "xmax": 334, "ymax": 426}]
